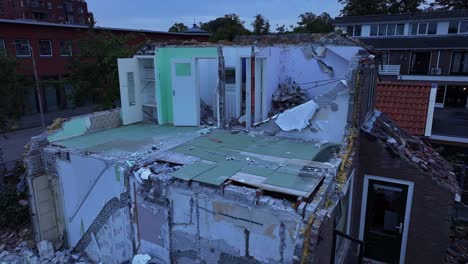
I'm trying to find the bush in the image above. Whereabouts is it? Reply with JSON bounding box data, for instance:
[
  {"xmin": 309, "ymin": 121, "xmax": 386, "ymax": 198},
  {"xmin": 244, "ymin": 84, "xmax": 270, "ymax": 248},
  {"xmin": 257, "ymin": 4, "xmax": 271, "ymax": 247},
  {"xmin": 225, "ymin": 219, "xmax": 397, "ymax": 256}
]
[{"xmin": 0, "ymin": 184, "xmax": 29, "ymax": 230}]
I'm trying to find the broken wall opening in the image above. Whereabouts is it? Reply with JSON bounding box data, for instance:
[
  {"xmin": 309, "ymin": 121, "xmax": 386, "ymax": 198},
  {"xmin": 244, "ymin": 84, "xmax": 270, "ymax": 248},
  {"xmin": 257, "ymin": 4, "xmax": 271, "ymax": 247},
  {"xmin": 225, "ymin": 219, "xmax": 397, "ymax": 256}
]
[{"xmin": 196, "ymin": 58, "xmax": 217, "ymax": 126}]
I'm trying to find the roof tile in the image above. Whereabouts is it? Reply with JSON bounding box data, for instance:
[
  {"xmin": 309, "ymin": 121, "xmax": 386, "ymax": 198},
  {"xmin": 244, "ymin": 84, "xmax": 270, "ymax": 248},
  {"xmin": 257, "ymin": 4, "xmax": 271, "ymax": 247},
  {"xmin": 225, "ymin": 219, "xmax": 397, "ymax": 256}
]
[{"xmin": 375, "ymin": 81, "xmax": 431, "ymax": 136}]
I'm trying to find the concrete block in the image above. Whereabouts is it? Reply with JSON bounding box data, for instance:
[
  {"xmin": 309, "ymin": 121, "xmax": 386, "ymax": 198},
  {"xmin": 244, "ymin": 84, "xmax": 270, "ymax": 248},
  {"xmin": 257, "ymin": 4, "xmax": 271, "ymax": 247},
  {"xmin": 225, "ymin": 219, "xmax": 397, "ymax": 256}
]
[{"xmin": 223, "ymin": 185, "xmax": 256, "ymax": 205}]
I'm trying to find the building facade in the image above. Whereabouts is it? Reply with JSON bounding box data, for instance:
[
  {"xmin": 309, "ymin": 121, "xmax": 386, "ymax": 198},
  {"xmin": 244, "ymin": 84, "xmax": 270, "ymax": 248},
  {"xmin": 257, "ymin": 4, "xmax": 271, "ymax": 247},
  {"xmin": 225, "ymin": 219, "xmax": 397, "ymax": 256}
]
[
  {"xmin": 335, "ymin": 10, "xmax": 468, "ymax": 145},
  {"xmin": 0, "ymin": 19, "xmax": 210, "ymax": 114},
  {"xmin": 0, "ymin": 0, "xmax": 93, "ymax": 25}
]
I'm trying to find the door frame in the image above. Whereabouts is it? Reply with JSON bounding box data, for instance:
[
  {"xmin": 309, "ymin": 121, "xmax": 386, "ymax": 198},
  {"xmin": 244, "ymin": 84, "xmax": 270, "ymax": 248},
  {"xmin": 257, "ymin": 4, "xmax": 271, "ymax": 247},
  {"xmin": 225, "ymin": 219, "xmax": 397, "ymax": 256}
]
[{"xmin": 358, "ymin": 175, "xmax": 414, "ymax": 264}]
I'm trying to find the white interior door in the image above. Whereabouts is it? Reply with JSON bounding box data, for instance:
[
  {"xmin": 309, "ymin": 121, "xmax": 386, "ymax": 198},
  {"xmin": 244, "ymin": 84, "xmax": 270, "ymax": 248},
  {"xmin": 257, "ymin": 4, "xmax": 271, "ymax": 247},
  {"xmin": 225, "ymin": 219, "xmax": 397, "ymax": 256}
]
[
  {"xmin": 118, "ymin": 58, "xmax": 143, "ymax": 125},
  {"xmin": 171, "ymin": 59, "xmax": 198, "ymax": 126}
]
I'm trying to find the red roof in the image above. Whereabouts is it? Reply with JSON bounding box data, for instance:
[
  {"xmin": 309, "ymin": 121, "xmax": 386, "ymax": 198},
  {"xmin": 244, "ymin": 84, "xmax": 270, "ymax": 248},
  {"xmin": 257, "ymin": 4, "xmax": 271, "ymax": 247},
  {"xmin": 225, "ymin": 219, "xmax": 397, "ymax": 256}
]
[{"xmin": 375, "ymin": 81, "xmax": 431, "ymax": 136}]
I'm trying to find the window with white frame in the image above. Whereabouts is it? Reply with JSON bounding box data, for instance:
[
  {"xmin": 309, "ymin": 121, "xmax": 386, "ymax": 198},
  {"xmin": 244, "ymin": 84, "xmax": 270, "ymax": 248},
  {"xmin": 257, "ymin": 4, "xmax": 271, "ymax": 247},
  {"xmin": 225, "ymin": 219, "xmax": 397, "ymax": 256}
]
[
  {"xmin": 410, "ymin": 22, "xmax": 437, "ymax": 35},
  {"xmin": 14, "ymin": 39, "xmax": 30, "ymax": 57},
  {"xmin": 449, "ymin": 20, "xmax": 468, "ymax": 34},
  {"xmin": 346, "ymin": 25, "xmax": 362, "ymax": 36},
  {"xmin": 370, "ymin": 23, "xmax": 405, "ymax": 36},
  {"xmin": 39, "ymin": 40, "xmax": 52, "ymax": 56},
  {"xmin": 59, "ymin": 40, "xmax": 72, "ymax": 56},
  {"xmin": 451, "ymin": 51, "xmax": 468, "ymax": 74}
]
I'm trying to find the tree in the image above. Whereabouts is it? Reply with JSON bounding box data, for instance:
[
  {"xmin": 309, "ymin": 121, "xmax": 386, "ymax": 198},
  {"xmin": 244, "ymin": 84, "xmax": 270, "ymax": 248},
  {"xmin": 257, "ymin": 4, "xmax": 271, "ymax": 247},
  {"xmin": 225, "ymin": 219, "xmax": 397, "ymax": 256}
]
[
  {"xmin": 201, "ymin": 14, "xmax": 250, "ymax": 42},
  {"xmin": 430, "ymin": 0, "xmax": 468, "ymax": 10},
  {"xmin": 339, "ymin": 0, "xmax": 388, "ymax": 16},
  {"xmin": 251, "ymin": 14, "xmax": 270, "ymax": 35},
  {"xmin": 293, "ymin": 12, "xmax": 334, "ymax": 33},
  {"xmin": 69, "ymin": 31, "xmax": 138, "ymax": 109},
  {"xmin": 0, "ymin": 54, "xmax": 30, "ymax": 133},
  {"xmin": 339, "ymin": 0, "xmax": 426, "ymax": 15},
  {"xmin": 168, "ymin": 22, "xmax": 188, "ymax": 33}
]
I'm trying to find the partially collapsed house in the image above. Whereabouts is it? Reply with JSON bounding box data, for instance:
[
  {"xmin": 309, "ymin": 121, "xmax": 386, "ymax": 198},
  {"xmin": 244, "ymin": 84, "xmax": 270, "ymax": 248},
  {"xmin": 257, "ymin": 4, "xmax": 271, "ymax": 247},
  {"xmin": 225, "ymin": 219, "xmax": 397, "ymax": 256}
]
[{"xmin": 23, "ymin": 33, "xmax": 459, "ymax": 264}]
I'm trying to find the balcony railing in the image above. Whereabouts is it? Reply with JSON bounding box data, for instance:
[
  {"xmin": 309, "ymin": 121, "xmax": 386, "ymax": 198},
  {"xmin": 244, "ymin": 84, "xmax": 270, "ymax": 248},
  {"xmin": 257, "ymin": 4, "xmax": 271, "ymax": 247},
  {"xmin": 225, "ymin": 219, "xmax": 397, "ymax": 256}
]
[{"xmin": 378, "ymin": 64, "xmax": 401, "ymax": 76}]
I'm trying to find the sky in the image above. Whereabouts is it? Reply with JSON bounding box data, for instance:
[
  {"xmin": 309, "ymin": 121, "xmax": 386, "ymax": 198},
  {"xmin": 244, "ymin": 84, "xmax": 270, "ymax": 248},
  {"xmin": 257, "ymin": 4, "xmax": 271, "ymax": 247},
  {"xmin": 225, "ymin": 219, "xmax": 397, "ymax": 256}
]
[{"xmin": 86, "ymin": 0, "xmax": 343, "ymax": 32}]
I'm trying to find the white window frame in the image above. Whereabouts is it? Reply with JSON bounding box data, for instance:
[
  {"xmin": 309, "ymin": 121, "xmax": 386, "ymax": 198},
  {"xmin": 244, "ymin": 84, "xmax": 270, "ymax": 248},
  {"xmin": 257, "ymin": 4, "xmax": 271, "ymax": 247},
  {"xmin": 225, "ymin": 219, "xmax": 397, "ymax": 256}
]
[
  {"xmin": 14, "ymin": 39, "xmax": 31, "ymax": 57},
  {"xmin": 359, "ymin": 175, "xmax": 414, "ymax": 264},
  {"xmin": 38, "ymin": 40, "xmax": 52, "ymax": 57}
]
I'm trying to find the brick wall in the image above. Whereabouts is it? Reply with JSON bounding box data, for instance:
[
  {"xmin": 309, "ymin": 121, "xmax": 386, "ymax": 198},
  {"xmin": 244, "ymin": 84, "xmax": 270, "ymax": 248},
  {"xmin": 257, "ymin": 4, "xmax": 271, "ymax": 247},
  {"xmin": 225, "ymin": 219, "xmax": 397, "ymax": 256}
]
[{"xmin": 351, "ymin": 134, "xmax": 454, "ymax": 264}]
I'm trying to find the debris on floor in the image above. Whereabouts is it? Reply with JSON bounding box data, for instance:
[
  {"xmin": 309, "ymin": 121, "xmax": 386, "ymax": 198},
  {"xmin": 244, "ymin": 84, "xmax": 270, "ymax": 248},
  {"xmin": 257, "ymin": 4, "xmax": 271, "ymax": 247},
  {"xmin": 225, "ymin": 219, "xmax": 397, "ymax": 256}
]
[
  {"xmin": 275, "ymin": 99, "xmax": 318, "ymax": 131},
  {"xmin": 132, "ymin": 254, "xmax": 151, "ymax": 264},
  {"xmin": 446, "ymin": 220, "xmax": 468, "ymax": 263},
  {"xmin": 270, "ymin": 79, "xmax": 308, "ymax": 116},
  {"xmin": 200, "ymin": 100, "xmax": 215, "ymax": 126},
  {"xmin": 0, "ymin": 239, "xmax": 88, "ymax": 264}
]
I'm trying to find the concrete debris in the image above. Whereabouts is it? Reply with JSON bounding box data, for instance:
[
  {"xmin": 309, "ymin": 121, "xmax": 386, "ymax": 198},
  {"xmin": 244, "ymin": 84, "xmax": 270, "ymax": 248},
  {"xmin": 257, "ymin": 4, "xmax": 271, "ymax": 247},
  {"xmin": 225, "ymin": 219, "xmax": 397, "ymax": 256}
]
[
  {"xmin": 275, "ymin": 100, "xmax": 319, "ymax": 132},
  {"xmin": 38, "ymin": 240, "xmax": 54, "ymax": 259},
  {"xmin": 132, "ymin": 254, "xmax": 151, "ymax": 264},
  {"xmin": 198, "ymin": 127, "xmax": 216, "ymax": 135},
  {"xmin": 362, "ymin": 110, "xmax": 459, "ymax": 192},
  {"xmin": 200, "ymin": 100, "xmax": 215, "ymax": 126},
  {"xmin": 446, "ymin": 221, "xmax": 468, "ymax": 263},
  {"xmin": 136, "ymin": 168, "xmax": 152, "ymax": 180},
  {"xmin": 270, "ymin": 79, "xmax": 309, "ymax": 116},
  {"xmin": 0, "ymin": 240, "xmax": 89, "ymax": 264}
]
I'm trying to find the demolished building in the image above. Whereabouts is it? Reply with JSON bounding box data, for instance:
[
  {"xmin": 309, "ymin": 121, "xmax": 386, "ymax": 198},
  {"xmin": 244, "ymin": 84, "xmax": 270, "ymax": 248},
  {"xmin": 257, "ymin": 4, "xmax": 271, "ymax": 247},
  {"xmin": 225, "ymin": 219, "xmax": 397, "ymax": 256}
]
[{"xmin": 23, "ymin": 33, "xmax": 459, "ymax": 264}]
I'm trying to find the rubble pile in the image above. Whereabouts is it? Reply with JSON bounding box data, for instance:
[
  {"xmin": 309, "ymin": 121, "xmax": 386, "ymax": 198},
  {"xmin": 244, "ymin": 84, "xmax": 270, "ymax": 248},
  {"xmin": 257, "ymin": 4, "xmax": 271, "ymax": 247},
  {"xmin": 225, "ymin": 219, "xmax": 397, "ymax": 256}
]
[
  {"xmin": 270, "ymin": 80, "xmax": 309, "ymax": 116},
  {"xmin": 200, "ymin": 100, "xmax": 215, "ymax": 126},
  {"xmin": 0, "ymin": 240, "xmax": 88, "ymax": 264},
  {"xmin": 446, "ymin": 221, "xmax": 468, "ymax": 263},
  {"xmin": 362, "ymin": 110, "xmax": 459, "ymax": 192}
]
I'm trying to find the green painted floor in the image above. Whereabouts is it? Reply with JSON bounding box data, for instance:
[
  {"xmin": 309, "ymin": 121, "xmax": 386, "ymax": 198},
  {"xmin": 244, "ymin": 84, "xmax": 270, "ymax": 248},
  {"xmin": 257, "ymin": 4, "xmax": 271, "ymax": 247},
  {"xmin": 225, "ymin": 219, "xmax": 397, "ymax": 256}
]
[
  {"xmin": 52, "ymin": 123, "xmax": 200, "ymax": 154},
  {"xmin": 170, "ymin": 130, "xmax": 336, "ymax": 193}
]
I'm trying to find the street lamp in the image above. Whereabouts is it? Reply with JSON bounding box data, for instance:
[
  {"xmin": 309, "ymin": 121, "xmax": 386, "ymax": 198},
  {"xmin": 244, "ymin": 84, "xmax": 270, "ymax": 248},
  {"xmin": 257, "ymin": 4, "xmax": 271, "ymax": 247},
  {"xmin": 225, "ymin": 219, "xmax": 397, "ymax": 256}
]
[{"xmin": 11, "ymin": 42, "xmax": 45, "ymax": 129}]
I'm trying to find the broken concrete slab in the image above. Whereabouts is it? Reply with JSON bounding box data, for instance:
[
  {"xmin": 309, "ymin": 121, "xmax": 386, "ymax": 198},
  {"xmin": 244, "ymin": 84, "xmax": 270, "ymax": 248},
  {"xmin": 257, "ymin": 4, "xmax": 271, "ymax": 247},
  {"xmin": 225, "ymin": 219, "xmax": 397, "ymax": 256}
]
[{"xmin": 275, "ymin": 100, "xmax": 319, "ymax": 132}]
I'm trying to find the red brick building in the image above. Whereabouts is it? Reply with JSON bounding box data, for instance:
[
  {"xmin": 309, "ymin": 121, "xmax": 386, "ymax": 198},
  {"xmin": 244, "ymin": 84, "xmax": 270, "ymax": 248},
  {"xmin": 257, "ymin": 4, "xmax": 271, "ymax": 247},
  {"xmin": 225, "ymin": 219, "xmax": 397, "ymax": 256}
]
[
  {"xmin": 0, "ymin": 0, "xmax": 93, "ymax": 25},
  {"xmin": 0, "ymin": 19, "xmax": 210, "ymax": 113}
]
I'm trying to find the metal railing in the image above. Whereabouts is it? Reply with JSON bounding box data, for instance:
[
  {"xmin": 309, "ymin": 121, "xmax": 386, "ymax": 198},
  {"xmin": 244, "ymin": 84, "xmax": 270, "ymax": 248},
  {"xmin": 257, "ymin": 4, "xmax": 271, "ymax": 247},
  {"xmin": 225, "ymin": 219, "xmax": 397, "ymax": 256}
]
[
  {"xmin": 330, "ymin": 229, "xmax": 365, "ymax": 264},
  {"xmin": 378, "ymin": 64, "xmax": 401, "ymax": 76}
]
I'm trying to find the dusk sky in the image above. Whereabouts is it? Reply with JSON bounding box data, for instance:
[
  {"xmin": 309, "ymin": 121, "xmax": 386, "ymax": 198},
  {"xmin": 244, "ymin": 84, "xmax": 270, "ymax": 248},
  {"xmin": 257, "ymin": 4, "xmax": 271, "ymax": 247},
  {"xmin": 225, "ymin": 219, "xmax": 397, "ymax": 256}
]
[{"xmin": 86, "ymin": 0, "xmax": 343, "ymax": 32}]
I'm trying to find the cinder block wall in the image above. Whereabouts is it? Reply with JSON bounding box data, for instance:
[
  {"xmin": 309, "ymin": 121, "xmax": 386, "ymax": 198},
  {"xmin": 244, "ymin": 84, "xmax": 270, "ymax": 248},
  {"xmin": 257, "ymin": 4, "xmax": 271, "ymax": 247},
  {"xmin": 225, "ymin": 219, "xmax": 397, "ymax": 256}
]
[{"xmin": 352, "ymin": 135, "xmax": 454, "ymax": 264}]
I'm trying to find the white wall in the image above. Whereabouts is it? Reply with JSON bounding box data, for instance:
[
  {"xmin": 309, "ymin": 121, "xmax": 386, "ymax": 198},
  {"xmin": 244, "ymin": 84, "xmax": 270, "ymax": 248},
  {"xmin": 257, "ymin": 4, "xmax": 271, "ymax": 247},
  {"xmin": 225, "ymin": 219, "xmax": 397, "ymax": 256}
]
[
  {"xmin": 437, "ymin": 21, "xmax": 450, "ymax": 35},
  {"xmin": 197, "ymin": 58, "xmax": 218, "ymax": 108},
  {"xmin": 361, "ymin": 25, "xmax": 371, "ymax": 37},
  {"xmin": 56, "ymin": 154, "xmax": 125, "ymax": 247}
]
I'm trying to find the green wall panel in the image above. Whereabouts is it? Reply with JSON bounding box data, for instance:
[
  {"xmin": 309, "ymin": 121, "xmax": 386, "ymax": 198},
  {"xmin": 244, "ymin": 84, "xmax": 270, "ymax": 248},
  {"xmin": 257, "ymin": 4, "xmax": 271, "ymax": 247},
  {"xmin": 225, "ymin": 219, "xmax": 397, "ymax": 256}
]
[{"xmin": 155, "ymin": 47, "xmax": 218, "ymax": 124}]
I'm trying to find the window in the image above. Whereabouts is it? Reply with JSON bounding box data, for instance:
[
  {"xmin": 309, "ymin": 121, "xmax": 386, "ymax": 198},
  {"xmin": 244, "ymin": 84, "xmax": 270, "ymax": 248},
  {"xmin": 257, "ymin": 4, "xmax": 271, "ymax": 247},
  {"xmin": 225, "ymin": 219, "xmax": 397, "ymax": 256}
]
[
  {"xmin": 451, "ymin": 51, "xmax": 468, "ymax": 74},
  {"xmin": 38, "ymin": 40, "xmax": 52, "ymax": 56},
  {"xmin": 346, "ymin": 25, "xmax": 361, "ymax": 36},
  {"xmin": 127, "ymin": 72, "xmax": 136, "ymax": 106},
  {"xmin": 418, "ymin": 22, "xmax": 427, "ymax": 34},
  {"xmin": 225, "ymin": 68, "xmax": 235, "ymax": 84},
  {"xmin": 354, "ymin": 25, "xmax": 362, "ymax": 36},
  {"xmin": 410, "ymin": 23, "xmax": 418, "ymax": 35},
  {"xmin": 387, "ymin": 24, "xmax": 396, "ymax": 36},
  {"xmin": 79, "ymin": 16, "xmax": 84, "ymax": 25},
  {"xmin": 460, "ymin": 21, "xmax": 468, "ymax": 34},
  {"xmin": 435, "ymin": 85, "xmax": 446, "ymax": 106},
  {"xmin": 378, "ymin": 24, "xmax": 386, "ymax": 36},
  {"xmin": 14, "ymin": 39, "xmax": 30, "ymax": 57},
  {"xmin": 67, "ymin": 16, "xmax": 74, "ymax": 24},
  {"xmin": 78, "ymin": 7, "xmax": 84, "ymax": 14},
  {"xmin": 0, "ymin": 38, "xmax": 5, "ymax": 55},
  {"xmin": 175, "ymin": 63, "xmax": 191, "ymax": 76},
  {"xmin": 47, "ymin": 2, "xmax": 52, "ymax": 9},
  {"xmin": 59, "ymin": 40, "xmax": 72, "ymax": 56},
  {"xmin": 449, "ymin": 20, "xmax": 459, "ymax": 34},
  {"xmin": 410, "ymin": 52, "xmax": 431, "ymax": 74},
  {"xmin": 396, "ymin": 24, "xmax": 405, "ymax": 35},
  {"xmin": 65, "ymin": 2, "xmax": 73, "ymax": 12},
  {"xmin": 428, "ymin": 22, "xmax": 437, "ymax": 34},
  {"xmin": 370, "ymin": 24, "xmax": 378, "ymax": 36}
]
